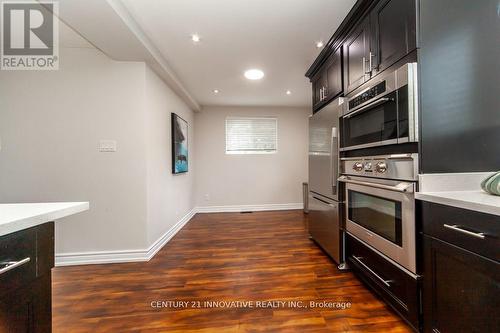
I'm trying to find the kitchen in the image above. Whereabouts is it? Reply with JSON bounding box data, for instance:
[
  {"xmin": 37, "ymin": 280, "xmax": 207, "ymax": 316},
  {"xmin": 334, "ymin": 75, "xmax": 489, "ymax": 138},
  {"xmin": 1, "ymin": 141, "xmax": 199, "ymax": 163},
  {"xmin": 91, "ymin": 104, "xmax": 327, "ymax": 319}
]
[{"xmin": 0, "ymin": 0, "xmax": 499, "ymax": 332}]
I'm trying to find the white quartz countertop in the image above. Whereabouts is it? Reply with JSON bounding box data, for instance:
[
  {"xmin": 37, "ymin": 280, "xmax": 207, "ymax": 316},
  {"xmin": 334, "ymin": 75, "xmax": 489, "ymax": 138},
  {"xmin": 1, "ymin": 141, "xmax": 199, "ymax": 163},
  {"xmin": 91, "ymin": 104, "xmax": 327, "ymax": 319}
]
[
  {"xmin": 416, "ymin": 172, "xmax": 500, "ymax": 216},
  {"xmin": 0, "ymin": 202, "xmax": 89, "ymax": 237},
  {"xmin": 415, "ymin": 191, "xmax": 500, "ymax": 216}
]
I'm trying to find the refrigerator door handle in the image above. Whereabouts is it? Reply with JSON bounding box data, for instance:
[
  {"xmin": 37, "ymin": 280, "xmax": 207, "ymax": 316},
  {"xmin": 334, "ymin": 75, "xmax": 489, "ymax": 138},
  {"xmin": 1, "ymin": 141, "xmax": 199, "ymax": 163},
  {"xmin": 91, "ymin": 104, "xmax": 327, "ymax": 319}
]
[
  {"xmin": 311, "ymin": 195, "xmax": 334, "ymax": 207},
  {"xmin": 331, "ymin": 127, "xmax": 338, "ymax": 195}
]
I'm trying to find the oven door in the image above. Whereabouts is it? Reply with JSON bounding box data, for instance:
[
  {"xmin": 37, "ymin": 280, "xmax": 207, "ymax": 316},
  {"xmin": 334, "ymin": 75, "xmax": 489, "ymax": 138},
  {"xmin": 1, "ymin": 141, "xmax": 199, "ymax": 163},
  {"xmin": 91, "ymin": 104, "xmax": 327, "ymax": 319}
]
[
  {"xmin": 341, "ymin": 91, "xmax": 398, "ymax": 151},
  {"xmin": 342, "ymin": 176, "xmax": 416, "ymax": 274}
]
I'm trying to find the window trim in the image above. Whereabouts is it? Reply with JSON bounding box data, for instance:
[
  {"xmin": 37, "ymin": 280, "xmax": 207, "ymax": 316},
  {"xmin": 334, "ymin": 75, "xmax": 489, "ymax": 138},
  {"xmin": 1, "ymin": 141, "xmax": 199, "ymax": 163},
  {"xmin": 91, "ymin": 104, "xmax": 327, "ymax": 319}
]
[{"xmin": 225, "ymin": 116, "xmax": 278, "ymax": 155}]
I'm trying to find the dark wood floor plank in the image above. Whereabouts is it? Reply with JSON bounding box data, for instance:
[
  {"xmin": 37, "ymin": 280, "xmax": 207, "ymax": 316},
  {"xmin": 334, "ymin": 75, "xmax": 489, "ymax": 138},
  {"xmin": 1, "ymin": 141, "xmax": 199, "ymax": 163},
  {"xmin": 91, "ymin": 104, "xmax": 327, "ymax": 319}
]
[{"xmin": 53, "ymin": 210, "xmax": 411, "ymax": 332}]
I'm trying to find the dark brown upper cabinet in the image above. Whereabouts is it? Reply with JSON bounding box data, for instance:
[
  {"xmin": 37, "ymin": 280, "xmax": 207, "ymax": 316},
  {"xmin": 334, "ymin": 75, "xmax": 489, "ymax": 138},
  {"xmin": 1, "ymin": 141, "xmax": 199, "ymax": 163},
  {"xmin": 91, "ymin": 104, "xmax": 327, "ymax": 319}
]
[
  {"xmin": 325, "ymin": 47, "xmax": 343, "ymax": 101},
  {"xmin": 306, "ymin": 0, "xmax": 418, "ymax": 104},
  {"xmin": 370, "ymin": 0, "xmax": 416, "ymax": 75},
  {"xmin": 343, "ymin": 16, "xmax": 370, "ymax": 94},
  {"xmin": 312, "ymin": 47, "xmax": 343, "ymax": 112}
]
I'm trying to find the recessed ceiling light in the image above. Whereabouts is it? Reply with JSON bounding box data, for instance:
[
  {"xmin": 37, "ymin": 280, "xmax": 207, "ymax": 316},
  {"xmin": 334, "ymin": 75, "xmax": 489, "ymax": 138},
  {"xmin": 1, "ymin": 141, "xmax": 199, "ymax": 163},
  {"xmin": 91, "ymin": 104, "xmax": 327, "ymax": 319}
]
[
  {"xmin": 244, "ymin": 69, "xmax": 264, "ymax": 80},
  {"xmin": 191, "ymin": 34, "xmax": 201, "ymax": 43},
  {"xmin": 316, "ymin": 41, "xmax": 324, "ymax": 48},
  {"xmin": 286, "ymin": 90, "xmax": 292, "ymax": 95},
  {"xmin": 213, "ymin": 89, "xmax": 219, "ymax": 94}
]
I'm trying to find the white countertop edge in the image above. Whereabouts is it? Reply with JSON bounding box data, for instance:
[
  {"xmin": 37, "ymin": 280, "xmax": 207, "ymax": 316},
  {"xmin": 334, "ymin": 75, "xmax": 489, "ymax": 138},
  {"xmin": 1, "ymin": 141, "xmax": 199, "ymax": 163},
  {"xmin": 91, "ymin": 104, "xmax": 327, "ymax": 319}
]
[
  {"xmin": 415, "ymin": 192, "xmax": 500, "ymax": 216},
  {"xmin": 0, "ymin": 202, "xmax": 89, "ymax": 237}
]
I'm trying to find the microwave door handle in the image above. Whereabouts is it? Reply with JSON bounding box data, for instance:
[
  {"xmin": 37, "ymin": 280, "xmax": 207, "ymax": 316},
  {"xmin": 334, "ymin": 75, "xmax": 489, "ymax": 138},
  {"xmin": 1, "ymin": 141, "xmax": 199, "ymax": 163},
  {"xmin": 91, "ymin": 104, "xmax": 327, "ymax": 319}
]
[
  {"xmin": 331, "ymin": 127, "xmax": 338, "ymax": 194},
  {"xmin": 338, "ymin": 176, "xmax": 414, "ymax": 193},
  {"xmin": 344, "ymin": 97, "xmax": 393, "ymax": 119}
]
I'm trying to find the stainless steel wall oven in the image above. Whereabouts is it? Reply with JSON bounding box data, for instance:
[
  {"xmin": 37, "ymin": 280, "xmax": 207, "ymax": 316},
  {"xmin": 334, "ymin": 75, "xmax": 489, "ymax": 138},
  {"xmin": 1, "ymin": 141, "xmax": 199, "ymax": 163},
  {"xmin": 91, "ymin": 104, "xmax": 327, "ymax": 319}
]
[{"xmin": 339, "ymin": 153, "xmax": 418, "ymax": 275}]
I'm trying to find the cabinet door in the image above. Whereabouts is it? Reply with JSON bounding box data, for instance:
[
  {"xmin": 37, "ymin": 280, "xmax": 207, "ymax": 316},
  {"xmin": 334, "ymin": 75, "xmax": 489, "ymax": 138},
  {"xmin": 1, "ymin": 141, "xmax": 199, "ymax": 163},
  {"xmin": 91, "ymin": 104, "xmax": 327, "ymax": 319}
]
[
  {"xmin": 370, "ymin": 0, "xmax": 416, "ymax": 75},
  {"xmin": 325, "ymin": 47, "xmax": 343, "ymax": 100},
  {"xmin": 0, "ymin": 284, "xmax": 34, "ymax": 333},
  {"xmin": 423, "ymin": 236, "xmax": 500, "ymax": 333},
  {"xmin": 343, "ymin": 16, "xmax": 370, "ymax": 93}
]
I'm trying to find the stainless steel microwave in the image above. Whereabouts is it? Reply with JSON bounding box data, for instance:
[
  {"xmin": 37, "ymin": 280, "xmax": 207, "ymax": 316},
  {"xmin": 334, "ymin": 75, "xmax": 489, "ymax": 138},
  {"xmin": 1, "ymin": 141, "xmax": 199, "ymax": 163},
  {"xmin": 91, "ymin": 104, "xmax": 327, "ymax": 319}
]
[{"xmin": 340, "ymin": 63, "xmax": 418, "ymax": 152}]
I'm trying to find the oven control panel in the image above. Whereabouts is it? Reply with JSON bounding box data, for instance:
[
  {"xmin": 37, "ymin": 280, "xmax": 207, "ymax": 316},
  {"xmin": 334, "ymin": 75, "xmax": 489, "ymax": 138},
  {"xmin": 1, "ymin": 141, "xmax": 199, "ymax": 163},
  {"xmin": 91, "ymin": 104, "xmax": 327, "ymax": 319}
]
[
  {"xmin": 342, "ymin": 154, "xmax": 418, "ymax": 181},
  {"xmin": 348, "ymin": 81, "xmax": 386, "ymax": 110}
]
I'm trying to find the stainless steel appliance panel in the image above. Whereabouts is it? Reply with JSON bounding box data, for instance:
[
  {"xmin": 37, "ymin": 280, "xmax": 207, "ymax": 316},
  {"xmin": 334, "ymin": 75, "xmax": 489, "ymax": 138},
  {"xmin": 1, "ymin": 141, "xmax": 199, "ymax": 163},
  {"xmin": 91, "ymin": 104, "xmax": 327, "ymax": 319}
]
[
  {"xmin": 308, "ymin": 99, "xmax": 343, "ymax": 201},
  {"xmin": 308, "ymin": 193, "xmax": 342, "ymax": 264},
  {"xmin": 339, "ymin": 153, "xmax": 418, "ymax": 274},
  {"xmin": 341, "ymin": 153, "xmax": 418, "ymax": 181},
  {"xmin": 340, "ymin": 63, "xmax": 418, "ymax": 152},
  {"xmin": 344, "ymin": 178, "xmax": 416, "ymax": 274}
]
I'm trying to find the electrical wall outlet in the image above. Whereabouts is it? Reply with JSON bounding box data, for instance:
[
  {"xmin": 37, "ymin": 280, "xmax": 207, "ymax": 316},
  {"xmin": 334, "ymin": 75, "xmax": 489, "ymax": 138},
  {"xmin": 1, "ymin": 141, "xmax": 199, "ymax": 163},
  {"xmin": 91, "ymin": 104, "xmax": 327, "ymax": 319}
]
[
  {"xmin": 204, "ymin": 194, "xmax": 210, "ymax": 201},
  {"xmin": 99, "ymin": 140, "xmax": 117, "ymax": 152}
]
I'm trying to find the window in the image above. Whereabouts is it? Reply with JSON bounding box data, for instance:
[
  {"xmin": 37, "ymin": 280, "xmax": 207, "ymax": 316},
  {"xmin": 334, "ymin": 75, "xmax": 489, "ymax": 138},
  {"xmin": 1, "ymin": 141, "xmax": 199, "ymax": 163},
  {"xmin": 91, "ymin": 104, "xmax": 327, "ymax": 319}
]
[{"xmin": 225, "ymin": 117, "xmax": 278, "ymax": 154}]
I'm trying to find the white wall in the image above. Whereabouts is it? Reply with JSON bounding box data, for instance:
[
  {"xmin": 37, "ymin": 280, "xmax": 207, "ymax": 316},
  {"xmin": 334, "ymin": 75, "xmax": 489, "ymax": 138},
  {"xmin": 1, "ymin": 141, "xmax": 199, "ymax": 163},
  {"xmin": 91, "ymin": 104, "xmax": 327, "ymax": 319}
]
[
  {"xmin": 0, "ymin": 43, "xmax": 196, "ymax": 257},
  {"xmin": 144, "ymin": 66, "xmax": 195, "ymax": 245},
  {"xmin": 0, "ymin": 47, "xmax": 148, "ymax": 252},
  {"xmin": 194, "ymin": 106, "xmax": 309, "ymax": 208}
]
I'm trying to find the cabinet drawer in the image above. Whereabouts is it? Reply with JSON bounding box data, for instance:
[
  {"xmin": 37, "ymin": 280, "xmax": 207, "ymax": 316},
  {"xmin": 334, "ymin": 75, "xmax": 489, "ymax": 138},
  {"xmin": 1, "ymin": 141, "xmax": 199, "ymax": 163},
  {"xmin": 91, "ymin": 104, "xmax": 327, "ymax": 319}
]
[
  {"xmin": 420, "ymin": 201, "xmax": 500, "ymax": 262},
  {"xmin": 346, "ymin": 234, "xmax": 420, "ymax": 331},
  {"xmin": 0, "ymin": 228, "xmax": 37, "ymax": 296}
]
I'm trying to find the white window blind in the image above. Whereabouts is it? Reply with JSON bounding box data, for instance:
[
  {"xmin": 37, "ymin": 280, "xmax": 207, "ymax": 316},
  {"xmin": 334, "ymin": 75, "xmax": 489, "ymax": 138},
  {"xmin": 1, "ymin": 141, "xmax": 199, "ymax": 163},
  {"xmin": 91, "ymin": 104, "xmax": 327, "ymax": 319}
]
[{"xmin": 225, "ymin": 117, "xmax": 278, "ymax": 154}]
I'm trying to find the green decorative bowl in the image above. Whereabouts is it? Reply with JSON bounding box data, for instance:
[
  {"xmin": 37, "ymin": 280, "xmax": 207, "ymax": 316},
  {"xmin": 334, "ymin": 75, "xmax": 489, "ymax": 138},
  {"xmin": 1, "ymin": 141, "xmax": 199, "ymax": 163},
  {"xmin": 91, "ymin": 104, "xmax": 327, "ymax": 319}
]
[{"xmin": 481, "ymin": 172, "xmax": 500, "ymax": 196}]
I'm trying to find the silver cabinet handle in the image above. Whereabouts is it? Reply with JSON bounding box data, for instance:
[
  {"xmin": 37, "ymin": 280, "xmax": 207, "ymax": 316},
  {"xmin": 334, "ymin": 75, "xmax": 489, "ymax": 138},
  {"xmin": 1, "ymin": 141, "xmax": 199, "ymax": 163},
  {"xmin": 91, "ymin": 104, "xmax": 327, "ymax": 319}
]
[
  {"xmin": 352, "ymin": 255, "xmax": 392, "ymax": 287},
  {"xmin": 0, "ymin": 257, "xmax": 31, "ymax": 275},
  {"xmin": 338, "ymin": 176, "xmax": 414, "ymax": 193},
  {"xmin": 364, "ymin": 54, "xmax": 372, "ymax": 75},
  {"xmin": 367, "ymin": 51, "xmax": 373, "ymax": 74},
  {"xmin": 443, "ymin": 224, "xmax": 486, "ymax": 239},
  {"xmin": 323, "ymin": 86, "xmax": 328, "ymax": 98}
]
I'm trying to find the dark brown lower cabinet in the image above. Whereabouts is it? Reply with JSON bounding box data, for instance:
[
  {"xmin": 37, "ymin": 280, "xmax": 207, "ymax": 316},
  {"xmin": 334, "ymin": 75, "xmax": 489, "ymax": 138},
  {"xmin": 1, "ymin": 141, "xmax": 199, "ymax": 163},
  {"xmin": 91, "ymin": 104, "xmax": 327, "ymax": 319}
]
[
  {"xmin": 420, "ymin": 200, "xmax": 500, "ymax": 333},
  {"xmin": 0, "ymin": 223, "xmax": 54, "ymax": 333},
  {"xmin": 346, "ymin": 234, "xmax": 421, "ymax": 331},
  {"xmin": 423, "ymin": 235, "xmax": 500, "ymax": 333},
  {"xmin": 0, "ymin": 275, "xmax": 52, "ymax": 333}
]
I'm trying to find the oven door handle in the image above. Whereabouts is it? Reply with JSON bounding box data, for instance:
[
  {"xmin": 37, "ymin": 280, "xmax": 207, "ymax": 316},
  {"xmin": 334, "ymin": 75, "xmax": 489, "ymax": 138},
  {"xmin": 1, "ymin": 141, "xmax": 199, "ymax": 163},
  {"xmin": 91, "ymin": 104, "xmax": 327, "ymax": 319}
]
[
  {"xmin": 338, "ymin": 176, "xmax": 414, "ymax": 193},
  {"xmin": 344, "ymin": 97, "xmax": 393, "ymax": 119}
]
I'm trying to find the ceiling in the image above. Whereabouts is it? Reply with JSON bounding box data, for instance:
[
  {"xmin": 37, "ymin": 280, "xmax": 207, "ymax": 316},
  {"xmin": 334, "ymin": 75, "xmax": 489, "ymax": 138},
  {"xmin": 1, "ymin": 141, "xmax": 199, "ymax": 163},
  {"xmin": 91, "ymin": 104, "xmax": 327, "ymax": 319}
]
[
  {"xmin": 59, "ymin": 20, "xmax": 94, "ymax": 49},
  {"xmin": 119, "ymin": 0, "xmax": 356, "ymax": 108}
]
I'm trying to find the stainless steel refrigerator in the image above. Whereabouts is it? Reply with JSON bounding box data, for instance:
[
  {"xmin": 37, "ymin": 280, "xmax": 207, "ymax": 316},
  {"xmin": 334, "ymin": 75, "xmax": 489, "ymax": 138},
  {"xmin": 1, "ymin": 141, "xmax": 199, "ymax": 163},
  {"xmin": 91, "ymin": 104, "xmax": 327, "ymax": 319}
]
[{"xmin": 308, "ymin": 97, "xmax": 345, "ymax": 266}]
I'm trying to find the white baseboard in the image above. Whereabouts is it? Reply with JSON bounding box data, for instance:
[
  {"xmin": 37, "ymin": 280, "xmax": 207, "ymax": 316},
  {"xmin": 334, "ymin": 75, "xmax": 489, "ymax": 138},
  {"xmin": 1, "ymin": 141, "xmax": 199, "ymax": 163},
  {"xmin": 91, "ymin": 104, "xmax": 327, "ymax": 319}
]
[
  {"xmin": 145, "ymin": 208, "xmax": 196, "ymax": 260},
  {"xmin": 55, "ymin": 203, "xmax": 301, "ymax": 266},
  {"xmin": 196, "ymin": 203, "xmax": 303, "ymax": 213},
  {"xmin": 55, "ymin": 208, "xmax": 196, "ymax": 267}
]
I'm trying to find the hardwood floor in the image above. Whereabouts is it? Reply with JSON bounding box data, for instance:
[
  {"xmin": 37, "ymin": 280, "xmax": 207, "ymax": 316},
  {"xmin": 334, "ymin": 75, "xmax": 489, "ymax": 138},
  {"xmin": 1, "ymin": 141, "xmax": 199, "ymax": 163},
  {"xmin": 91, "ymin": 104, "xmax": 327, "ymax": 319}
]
[{"xmin": 52, "ymin": 210, "xmax": 412, "ymax": 332}]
